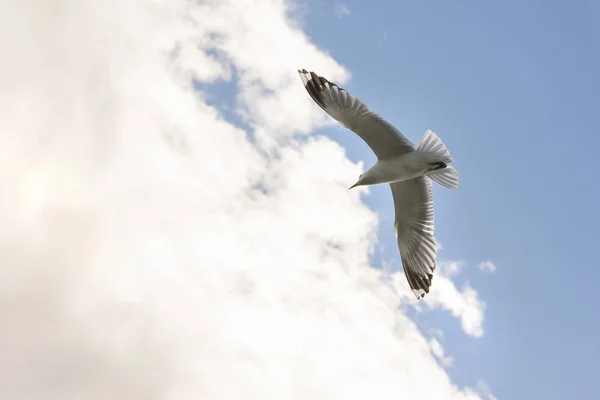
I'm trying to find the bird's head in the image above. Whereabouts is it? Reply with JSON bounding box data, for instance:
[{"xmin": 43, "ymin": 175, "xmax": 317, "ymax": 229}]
[{"xmin": 349, "ymin": 173, "xmax": 374, "ymax": 189}]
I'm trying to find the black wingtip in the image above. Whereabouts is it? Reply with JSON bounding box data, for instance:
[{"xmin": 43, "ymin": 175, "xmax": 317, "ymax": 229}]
[
  {"xmin": 298, "ymin": 69, "xmax": 328, "ymax": 111},
  {"xmin": 403, "ymin": 259, "xmax": 434, "ymax": 300}
]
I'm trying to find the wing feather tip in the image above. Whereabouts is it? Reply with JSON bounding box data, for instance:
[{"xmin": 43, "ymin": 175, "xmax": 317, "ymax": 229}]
[{"xmin": 411, "ymin": 287, "xmax": 428, "ymax": 299}]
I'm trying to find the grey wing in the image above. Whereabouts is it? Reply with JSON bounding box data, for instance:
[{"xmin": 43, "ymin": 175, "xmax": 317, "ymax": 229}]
[
  {"xmin": 298, "ymin": 69, "xmax": 414, "ymax": 160},
  {"xmin": 390, "ymin": 177, "xmax": 437, "ymax": 299}
]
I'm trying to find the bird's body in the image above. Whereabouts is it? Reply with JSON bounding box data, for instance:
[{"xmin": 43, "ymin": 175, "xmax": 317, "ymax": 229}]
[
  {"xmin": 359, "ymin": 151, "xmax": 446, "ymax": 187},
  {"xmin": 298, "ymin": 69, "xmax": 460, "ymax": 299}
]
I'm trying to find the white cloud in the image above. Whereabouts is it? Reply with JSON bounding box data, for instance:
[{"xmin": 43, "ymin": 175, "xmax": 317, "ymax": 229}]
[
  {"xmin": 440, "ymin": 260, "xmax": 464, "ymax": 278},
  {"xmin": 478, "ymin": 260, "xmax": 497, "ymax": 273},
  {"xmin": 476, "ymin": 380, "xmax": 498, "ymax": 400},
  {"xmin": 391, "ymin": 260, "xmax": 486, "ymax": 338},
  {"xmin": 425, "ymin": 279, "xmax": 486, "ymax": 338},
  {"xmin": 429, "ymin": 338, "xmax": 454, "ymax": 367},
  {"xmin": 334, "ymin": 2, "xmax": 351, "ymax": 18},
  {"xmin": 0, "ymin": 0, "xmax": 491, "ymax": 399},
  {"xmin": 428, "ymin": 328, "xmax": 445, "ymax": 340}
]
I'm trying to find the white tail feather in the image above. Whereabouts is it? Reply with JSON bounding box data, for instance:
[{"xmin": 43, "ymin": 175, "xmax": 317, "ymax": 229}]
[
  {"xmin": 429, "ymin": 167, "xmax": 459, "ymax": 189},
  {"xmin": 417, "ymin": 129, "xmax": 453, "ymax": 164}
]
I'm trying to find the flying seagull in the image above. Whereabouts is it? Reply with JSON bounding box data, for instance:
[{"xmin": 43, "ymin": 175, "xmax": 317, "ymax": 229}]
[{"xmin": 298, "ymin": 69, "xmax": 459, "ymax": 299}]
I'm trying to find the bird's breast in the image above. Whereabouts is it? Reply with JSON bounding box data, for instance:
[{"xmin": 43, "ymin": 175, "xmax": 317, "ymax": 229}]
[{"xmin": 371, "ymin": 154, "xmax": 428, "ymax": 184}]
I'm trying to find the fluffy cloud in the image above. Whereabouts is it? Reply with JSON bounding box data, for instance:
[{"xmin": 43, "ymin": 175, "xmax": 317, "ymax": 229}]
[
  {"xmin": 0, "ymin": 0, "xmax": 491, "ymax": 399},
  {"xmin": 390, "ymin": 260, "xmax": 486, "ymax": 338},
  {"xmin": 429, "ymin": 338, "xmax": 454, "ymax": 367},
  {"xmin": 476, "ymin": 380, "xmax": 498, "ymax": 400},
  {"xmin": 478, "ymin": 260, "xmax": 497, "ymax": 273}
]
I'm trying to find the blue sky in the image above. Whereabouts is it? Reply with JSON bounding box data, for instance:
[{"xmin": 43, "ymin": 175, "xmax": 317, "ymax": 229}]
[{"xmin": 301, "ymin": 1, "xmax": 600, "ymax": 399}]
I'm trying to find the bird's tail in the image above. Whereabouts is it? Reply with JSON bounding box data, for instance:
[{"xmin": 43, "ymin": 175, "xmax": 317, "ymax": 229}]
[
  {"xmin": 417, "ymin": 130, "xmax": 459, "ymax": 189},
  {"xmin": 417, "ymin": 129, "xmax": 453, "ymax": 164},
  {"xmin": 428, "ymin": 167, "xmax": 459, "ymax": 189}
]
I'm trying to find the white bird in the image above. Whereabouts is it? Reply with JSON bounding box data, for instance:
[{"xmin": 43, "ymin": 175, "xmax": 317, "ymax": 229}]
[{"xmin": 298, "ymin": 69, "xmax": 459, "ymax": 299}]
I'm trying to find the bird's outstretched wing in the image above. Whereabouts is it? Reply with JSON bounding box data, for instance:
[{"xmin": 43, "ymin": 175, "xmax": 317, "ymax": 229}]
[
  {"xmin": 298, "ymin": 69, "xmax": 414, "ymax": 160},
  {"xmin": 390, "ymin": 177, "xmax": 437, "ymax": 298}
]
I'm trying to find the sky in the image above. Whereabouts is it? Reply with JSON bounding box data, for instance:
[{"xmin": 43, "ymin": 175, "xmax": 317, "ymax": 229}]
[
  {"xmin": 0, "ymin": 0, "xmax": 598, "ymax": 399},
  {"xmin": 304, "ymin": 1, "xmax": 600, "ymax": 398}
]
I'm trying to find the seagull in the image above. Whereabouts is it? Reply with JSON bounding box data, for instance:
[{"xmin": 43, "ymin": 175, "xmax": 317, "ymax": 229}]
[{"xmin": 298, "ymin": 69, "xmax": 459, "ymax": 299}]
